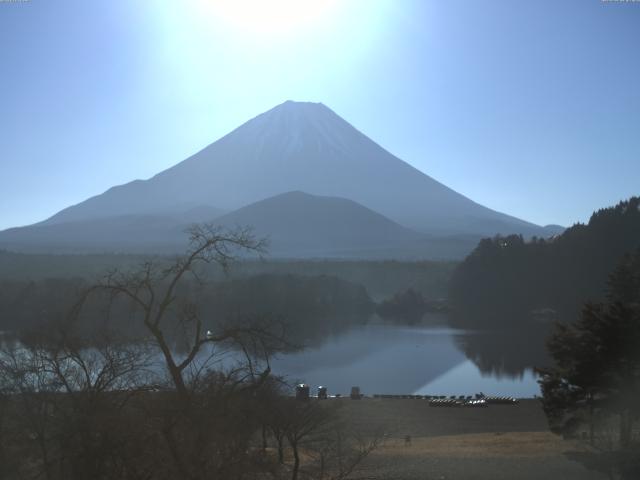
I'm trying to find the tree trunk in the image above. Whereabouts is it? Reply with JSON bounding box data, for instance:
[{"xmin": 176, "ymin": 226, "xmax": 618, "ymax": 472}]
[
  {"xmin": 319, "ymin": 452, "xmax": 326, "ymax": 480},
  {"xmin": 261, "ymin": 424, "xmax": 267, "ymax": 452},
  {"xmin": 588, "ymin": 397, "xmax": 594, "ymax": 445},
  {"xmin": 275, "ymin": 434, "xmax": 284, "ymax": 464},
  {"xmin": 291, "ymin": 443, "xmax": 300, "ymax": 480},
  {"xmin": 163, "ymin": 420, "xmax": 197, "ymax": 480},
  {"xmin": 150, "ymin": 326, "xmax": 189, "ymax": 400},
  {"xmin": 620, "ymin": 409, "xmax": 631, "ymax": 448}
]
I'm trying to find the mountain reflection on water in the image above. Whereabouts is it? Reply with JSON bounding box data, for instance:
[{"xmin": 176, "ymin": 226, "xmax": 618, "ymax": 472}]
[
  {"xmin": 2, "ymin": 319, "xmax": 549, "ymax": 398},
  {"xmin": 270, "ymin": 321, "xmax": 547, "ymax": 398}
]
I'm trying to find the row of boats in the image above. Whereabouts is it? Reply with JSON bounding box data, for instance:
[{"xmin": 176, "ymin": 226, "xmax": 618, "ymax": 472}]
[
  {"xmin": 295, "ymin": 384, "xmax": 519, "ymax": 406},
  {"xmin": 371, "ymin": 393, "xmax": 519, "ymax": 407}
]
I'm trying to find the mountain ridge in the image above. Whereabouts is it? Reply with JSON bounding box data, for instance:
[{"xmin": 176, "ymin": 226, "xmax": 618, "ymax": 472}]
[
  {"xmin": 0, "ymin": 191, "xmax": 483, "ymax": 259},
  {"xmin": 1, "ymin": 100, "xmax": 562, "ymax": 258},
  {"xmin": 39, "ymin": 100, "xmax": 544, "ymax": 237}
]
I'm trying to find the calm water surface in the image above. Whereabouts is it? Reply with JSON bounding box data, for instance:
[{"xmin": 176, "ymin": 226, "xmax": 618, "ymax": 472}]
[
  {"xmin": 2, "ymin": 324, "xmax": 541, "ymax": 398},
  {"xmin": 270, "ymin": 324, "xmax": 540, "ymax": 398}
]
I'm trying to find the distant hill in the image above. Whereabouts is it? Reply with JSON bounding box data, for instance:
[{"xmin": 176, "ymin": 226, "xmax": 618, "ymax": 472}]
[
  {"xmin": 0, "ymin": 205, "xmax": 223, "ymax": 254},
  {"xmin": 213, "ymin": 191, "xmax": 424, "ymax": 257},
  {"xmin": 541, "ymin": 224, "xmax": 565, "ymax": 236},
  {"xmin": 0, "ymin": 191, "xmax": 479, "ymax": 259},
  {"xmin": 36, "ymin": 101, "xmax": 548, "ymax": 237}
]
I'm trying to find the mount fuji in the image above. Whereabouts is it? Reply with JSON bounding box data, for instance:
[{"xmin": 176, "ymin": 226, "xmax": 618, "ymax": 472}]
[{"xmin": 0, "ymin": 101, "xmax": 560, "ymax": 258}]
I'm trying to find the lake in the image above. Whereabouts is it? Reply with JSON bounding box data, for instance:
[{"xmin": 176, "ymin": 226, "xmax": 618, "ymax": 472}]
[
  {"xmin": 269, "ymin": 324, "xmax": 541, "ymax": 398},
  {"xmin": 1, "ymin": 319, "xmax": 546, "ymax": 399}
]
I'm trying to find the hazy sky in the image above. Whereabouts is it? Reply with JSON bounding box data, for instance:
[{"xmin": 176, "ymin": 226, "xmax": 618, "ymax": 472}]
[{"xmin": 1, "ymin": 0, "xmax": 639, "ymax": 230}]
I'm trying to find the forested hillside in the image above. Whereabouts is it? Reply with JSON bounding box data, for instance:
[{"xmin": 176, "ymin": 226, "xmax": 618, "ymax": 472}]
[
  {"xmin": 0, "ymin": 273, "xmax": 373, "ymax": 347},
  {"xmin": 450, "ymin": 197, "xmax": 640, "ymax": 328},
  {"xmin": 0, "ymin": 251, "xmax": 456, "ymax": 300}
]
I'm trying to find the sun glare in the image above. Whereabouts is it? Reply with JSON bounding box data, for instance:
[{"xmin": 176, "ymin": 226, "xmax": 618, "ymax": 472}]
[{"xmin": 194, "ymin": 0, "xmax": 339, "ymax": 38}]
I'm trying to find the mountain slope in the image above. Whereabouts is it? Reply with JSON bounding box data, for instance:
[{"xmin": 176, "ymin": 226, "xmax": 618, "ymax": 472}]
[
  {"xmin": 40, "ymin": 101, "xmax": 545, "ymax": 236},
  {"xmin": 0, "ymin": 191, "xmax": 481, "ymax": 259},
  {"xmin": 213, "ymin": 191, "xmax": 425, "ymax": 257},
  {"xmin": 0, "ymin": 205, "xmax": 224, "ymax": 254}
]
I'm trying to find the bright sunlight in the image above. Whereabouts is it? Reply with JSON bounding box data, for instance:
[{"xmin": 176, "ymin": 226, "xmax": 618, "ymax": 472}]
[{"xmin": 193, "ymin": 0, "xmax": 339, "ymax": 38}]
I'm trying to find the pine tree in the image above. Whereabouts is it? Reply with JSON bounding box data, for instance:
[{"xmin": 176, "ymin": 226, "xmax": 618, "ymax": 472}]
[{"xmin": 537, "ymin": 249, "xmax": 640, "ymax": 448}]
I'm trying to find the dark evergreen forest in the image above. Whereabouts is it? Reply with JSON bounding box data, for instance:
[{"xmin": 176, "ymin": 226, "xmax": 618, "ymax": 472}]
[{"xmin": 450, "ymin": 197, "xmax": 640, "ymax": 328}]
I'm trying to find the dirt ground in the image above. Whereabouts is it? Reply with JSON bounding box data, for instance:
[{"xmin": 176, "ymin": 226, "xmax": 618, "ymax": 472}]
[{"xmin": 334, "ymin": 398, "xmax": 606, "ymax": 480}]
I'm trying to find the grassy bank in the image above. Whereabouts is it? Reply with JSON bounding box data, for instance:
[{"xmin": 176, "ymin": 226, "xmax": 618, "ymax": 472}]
[{"xmin": 333, "ymin": 398, "xmax": 605, "ymax": 479}]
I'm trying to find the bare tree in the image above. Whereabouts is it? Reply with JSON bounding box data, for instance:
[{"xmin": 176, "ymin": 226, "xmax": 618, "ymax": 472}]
[
  {"xmin": 3, "ymin": 224, "xmax": 359, "ymax": 480},
  {"xmin": 0, "ymin": 323, "xmax": 154, "ymax": 480},
  {"xmin": 307, "ymin": 422, "xmax": 383, "ymax": 480},
  {"xmin": 74, "ymin": 224, "xmax": 271, "ymax": 399},
  {"xmin": 66, "ymin": 224, "xmax": 297, "ymax": 480},
  {"xmin": 263, "ymin": 397, "xmax": 382, "ymax": 480}
]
